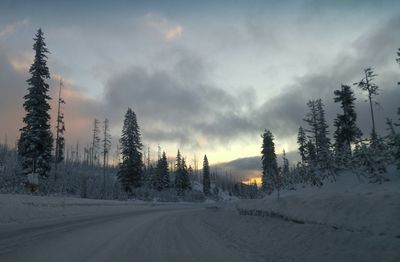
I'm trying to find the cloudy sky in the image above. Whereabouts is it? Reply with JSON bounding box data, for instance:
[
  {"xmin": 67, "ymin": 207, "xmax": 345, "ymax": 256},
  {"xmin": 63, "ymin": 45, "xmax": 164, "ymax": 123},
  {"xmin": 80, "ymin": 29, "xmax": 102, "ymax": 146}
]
[{"xmin": 0, "ymin": 0, "xmax": 399, "ymax": 179}]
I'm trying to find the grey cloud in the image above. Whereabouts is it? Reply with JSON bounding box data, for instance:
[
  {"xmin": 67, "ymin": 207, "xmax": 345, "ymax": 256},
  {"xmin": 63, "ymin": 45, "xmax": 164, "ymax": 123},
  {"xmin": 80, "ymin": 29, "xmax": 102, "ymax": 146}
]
[
  {"xmin": 252, "ymin": 15, "xmax": 400, "ymax": 141},
  {"xmin": 2, "ymin": 13, "xmax": 400, "ymax": 164},
  {"xmin": 102, "ymin": 51, "xmax": 255, "ymax": 146},
  {"xmin": 100, "ymin": 14, "xmax": 400, "ymax": 149}
]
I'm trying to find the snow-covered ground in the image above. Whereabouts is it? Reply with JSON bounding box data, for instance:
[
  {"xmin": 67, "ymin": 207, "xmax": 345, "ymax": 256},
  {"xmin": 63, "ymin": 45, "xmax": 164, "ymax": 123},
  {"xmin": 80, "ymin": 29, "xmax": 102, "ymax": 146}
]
[
  {"xmin": 0, "ymin": 168, "xmax": 399, "ymax": 262},
  {"xmin": 235, "ymin": 167, "xmax": 400, "ymax": 238}
]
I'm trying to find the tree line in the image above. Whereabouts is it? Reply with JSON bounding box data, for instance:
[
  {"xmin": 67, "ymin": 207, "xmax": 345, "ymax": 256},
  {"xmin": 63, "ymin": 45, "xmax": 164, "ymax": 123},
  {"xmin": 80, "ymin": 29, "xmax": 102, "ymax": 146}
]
[
  {"xmin": 13, "ymin": 29, "xmax": 218, "ymax": 199},
  {"xmin": 261, "ymin": 57, "xmax": 400, "ymax": 199}
]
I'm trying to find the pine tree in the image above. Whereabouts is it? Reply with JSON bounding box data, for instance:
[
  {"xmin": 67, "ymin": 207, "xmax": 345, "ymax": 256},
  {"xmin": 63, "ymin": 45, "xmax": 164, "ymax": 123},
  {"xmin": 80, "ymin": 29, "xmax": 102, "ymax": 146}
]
[
  {"xmin": 333, "ymin": 85, "xmax": 362, "ymax": 152},
  {"xmin": 333, "ymin": 85, "xmax": 362, "ymax": 167},
  {"xmin": 102, "ymin": 118, "xmax": 112, "ymax": 171},
  {"xmin": 396, "ymin": 48, "xmax": 400, "ymax": 85},
  {"xmin": 18, "ymin": 29, "xmax": 53, "ymax": 179},
  {"xmin": 54, "ymin": 79, "xmax": 66, "ymax": 164},
  {"xmin": 202, "ymin": 155, "xmax": 211, "ymax": 195},
  {"xmin": 354, "ymin": 68, "xmax": 380, "ymax": 141},
  {"xmin": 175, "ymin": 150, "xmax": 182, "ymax": 172},
  {"xmin": 303, "ymin": 100, "xmax": 319, "ymax": 152},
  {"xmin": 297, "ymin": 126, "xmax": 307, "ymax": 163},
  {"xmin": 282, "ymin": 150, "xmax": 289, "ymax": 178},
  {"xmin": 117, "ymin": 108, "xmax": 143, "ymax": 192},
  {"xmin": 181, "ymin": 158, "xmax": 191, "ymax": 191},
  {"xmin": 155, "ymin": 151, "xmax": 169, "ymax": 191},
  {"xmin": 174, "ymin": 151, "xmax": 191, "ymax": 195},
  {"xmin": 303, "ymin": 99, "xmax": 331, "ymax": 166},
  {"xmin": 315, "ymin": 99, "xmax": 331, "ymax": 162},
  {"xmin": 161, "ymin": 152, "xmax": 170, "ymax": 189},
  {"xmin": 90, "ymin": 119, "xmax": 100, "ymax": 167},
  {"xmin": 102, "ymin": 118, "xmax": 111, "ymax": 197},
  {"xmin": 261, "ymin": 130, "xmax": 278, "ymax": 194}
]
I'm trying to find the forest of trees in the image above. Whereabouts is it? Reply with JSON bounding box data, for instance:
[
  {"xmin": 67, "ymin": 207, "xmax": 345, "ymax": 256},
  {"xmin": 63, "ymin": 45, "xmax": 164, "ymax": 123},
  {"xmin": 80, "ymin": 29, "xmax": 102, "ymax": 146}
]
[{"xmin": 0, "ymin": 29, "xmax": 399, "ymax": 201}]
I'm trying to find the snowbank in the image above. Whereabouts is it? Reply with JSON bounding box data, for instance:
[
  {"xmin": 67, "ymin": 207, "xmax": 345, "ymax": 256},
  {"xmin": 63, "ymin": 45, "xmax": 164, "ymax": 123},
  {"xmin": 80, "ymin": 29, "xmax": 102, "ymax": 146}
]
[
  {"xmin": 236, "ymin": 167, "xmax": 400, "ymax": 237},
  {"xmin": 0, "ymin": 194, "xmax": 149, "ymax": 225}
]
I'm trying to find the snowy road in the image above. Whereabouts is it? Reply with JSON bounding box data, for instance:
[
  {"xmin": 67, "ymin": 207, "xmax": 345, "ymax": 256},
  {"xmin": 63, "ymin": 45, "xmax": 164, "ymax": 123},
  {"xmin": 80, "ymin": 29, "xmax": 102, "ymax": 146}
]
[
  {"xmin": 0, "ymin": 205, "xmax": 244, "ymax": 262},
  {"xmin": 0, "ymin": 201, "xmax": 399, "ymax": 262}
]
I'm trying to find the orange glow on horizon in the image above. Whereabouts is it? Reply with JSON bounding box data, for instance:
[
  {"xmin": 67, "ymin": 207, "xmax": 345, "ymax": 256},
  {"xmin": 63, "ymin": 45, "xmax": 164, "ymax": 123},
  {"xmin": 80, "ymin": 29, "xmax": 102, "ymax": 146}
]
[{"xmin": 242, "ymin": 176, "xmax": 262, "ymax": 186}]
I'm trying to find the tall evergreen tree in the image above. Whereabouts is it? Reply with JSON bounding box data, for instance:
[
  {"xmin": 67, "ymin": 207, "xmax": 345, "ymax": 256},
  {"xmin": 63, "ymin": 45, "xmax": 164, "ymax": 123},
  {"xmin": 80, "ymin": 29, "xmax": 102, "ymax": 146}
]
[
  {"xmin": 90, "ymin": 119, "xmax": 100, "ymax": 167},
  {"xmin": 54, "ymin": 79, "xmax": 65, "ymax": 164},
  {"xmin": 202, "ymin": 155, "xmax": 211, "ymax": 195},
  {"xmin": 261, "ymin": 130, "xmax": 278, "ymax": 193},
  {"xmin": 303, "ymin": 100, "xmax": 319, "ymax": 152},
  {"xmin": 315, "ymin": 99, "xmax": 331, "ymax": 159},
  {"xmin": 18, "ymin": 29, "xmax": 53, "ymax": 179},
  {"xmin": 117, "ymin": 108, "xmax": 143, "ymax": 192},
  {"xmin": 396, "ymin": 48, "xmax": 400, "ymax": 85},
  {"xmin": 155, "ymin": 151, "xmax": 169, "ymax": 191},
  {"xmin": 354, "ymin": 68, "xmax": 380, "ymax": 141},
  {"xmin": 181, "ymin": 158, "xmax": 191, "ymax": 190},
  {"xmin": 102, "ymin": 118, "xmax": 112, "ymax": 171},
  {"xmin": 282, "ymin": 150, "xmax": 289, "ymax": 176},
  {"xmin": 175, "ymin": 149, "xmax": 182, "ymax": 171},
  {"xmin": 174, "ymin": 151, "xmax": 191, "ymax": 195},
  {"xmin": 303, "ymin": 99, "xmax": 330, "ymax": 163},
  {"xmin": 333, "ymin": 84, "xmax": 362, "ymax": 157},
  {"xmin": 102, "ymin": 118, "xmax": 111, "ymax": 197},
  {"xmin": 282, "ymin": 149, "xmax": 291, "ymax": 188},
  {"xmin": 297, "ymin": 126, "xmax": 307, "ymax": 163},
  {"xmin": 161, "ymin": 152, "xmax": 170, "ymax": 189}
]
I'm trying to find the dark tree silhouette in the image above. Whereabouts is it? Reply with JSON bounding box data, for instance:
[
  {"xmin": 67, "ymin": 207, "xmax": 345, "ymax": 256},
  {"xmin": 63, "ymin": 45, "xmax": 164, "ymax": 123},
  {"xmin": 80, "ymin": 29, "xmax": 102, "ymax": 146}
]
[
  {"xmin": 18, "ymin": 29, "xmax": 53, "ymax": 181},
  {"xmin": 117, "ymin": 108, "xmax": 143, "ymax": 192}
]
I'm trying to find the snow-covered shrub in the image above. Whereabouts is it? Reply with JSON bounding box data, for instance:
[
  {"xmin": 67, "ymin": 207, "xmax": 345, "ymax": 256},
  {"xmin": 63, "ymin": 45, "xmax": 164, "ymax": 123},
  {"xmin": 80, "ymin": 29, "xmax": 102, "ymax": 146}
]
[{"xmin": 352, "ymin": 138, "xmax": 390, "ymax": 183}]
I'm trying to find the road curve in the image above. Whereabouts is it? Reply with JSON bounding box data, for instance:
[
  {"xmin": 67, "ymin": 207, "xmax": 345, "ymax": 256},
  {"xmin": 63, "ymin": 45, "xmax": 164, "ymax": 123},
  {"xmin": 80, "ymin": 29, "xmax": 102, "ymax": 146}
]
[{"xmin": 0, "ymin": 205, "xmax": 244, "ymax": 262}]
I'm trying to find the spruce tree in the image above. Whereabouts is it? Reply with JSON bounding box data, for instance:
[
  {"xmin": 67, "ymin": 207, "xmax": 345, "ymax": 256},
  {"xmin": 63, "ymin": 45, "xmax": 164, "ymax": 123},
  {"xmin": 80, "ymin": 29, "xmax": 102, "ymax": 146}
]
[
  {"xmin": 202, "ymin": 155, "xmax": 211, "ymax": 195},
  {"xmin": 315, "ymin": 99, "xmax": 331, "ymax": 160},
  {"xmin": 102, "ymin": 118, "xmax": 111, "ymax": 197},
  {"xmin": 161, "ymin": 152, "xmax": 170, "ymax": 189},
  {"xmin": 117, "ymin": 108, "xmax": 143, "ymax": 192},
  {"xmin": 90, "ymin": 119, "xmax": 100, "ymax": 167},
  {"xmin": 396, "ymin": 48, "xmax": 400, "ymax": 85},
  {"xmin": 261, "ymin": 130, "xmax": 278, "ymax": 194},
  {"xmin": 175, "ymin": 150, "xmax": 182, "ymax": 172},
  {"xmin": 333, "ymin": 85, "xmax": 362, "ymax": 163},
  {"xmin": 174, "ymin": 150, "xmax": 184, "ymax": 195},
  {"xmin": 102, "ymin": 118, "xmax": 112, "ymax": 171},
  {"xmin": 181, "ymin": 158, "xmax": 191, "ymax": 190},
  {"xmin": 174, "ymin": 151, "xmax": 191, "ymax": 195},
  {"xmin": 18, "ymin": 29, "xmax": 53, "ymax": 179},
  {"xmin": 155, "ymin": 151, "xmax": 169, "ymax": 191},
  {"xmin": 297, "ymin": 126, "xmax": 307, "ymax": 163},
  {"xmin": 303, "ymin": 100, "xmax": 320, "ymax": 155},
  {"xmin": 303, "ymin": 99, "xmax": 331, "ymax": 165},
  {"xmin": 354, "ymin": 68, "xmax": 380, "ymax": 141},
  {"xmin": 282, "ymin": 150, "xmax": 290, "ymax": 178},
  {"xmin": 54, "ymin": 80, "xmax": 65, "ymax": 164}
]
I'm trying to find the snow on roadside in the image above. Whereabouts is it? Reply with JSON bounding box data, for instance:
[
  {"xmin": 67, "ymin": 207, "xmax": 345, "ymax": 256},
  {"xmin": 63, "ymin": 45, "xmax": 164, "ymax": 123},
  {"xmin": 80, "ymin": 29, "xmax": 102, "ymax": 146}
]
[
  {"xmin": 236, "ymin": 167, "xmax": 400, "ymax": 237},
  {"xmin": 0, "ymin": 194, "xmax": 148, "ymax": 225}
]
